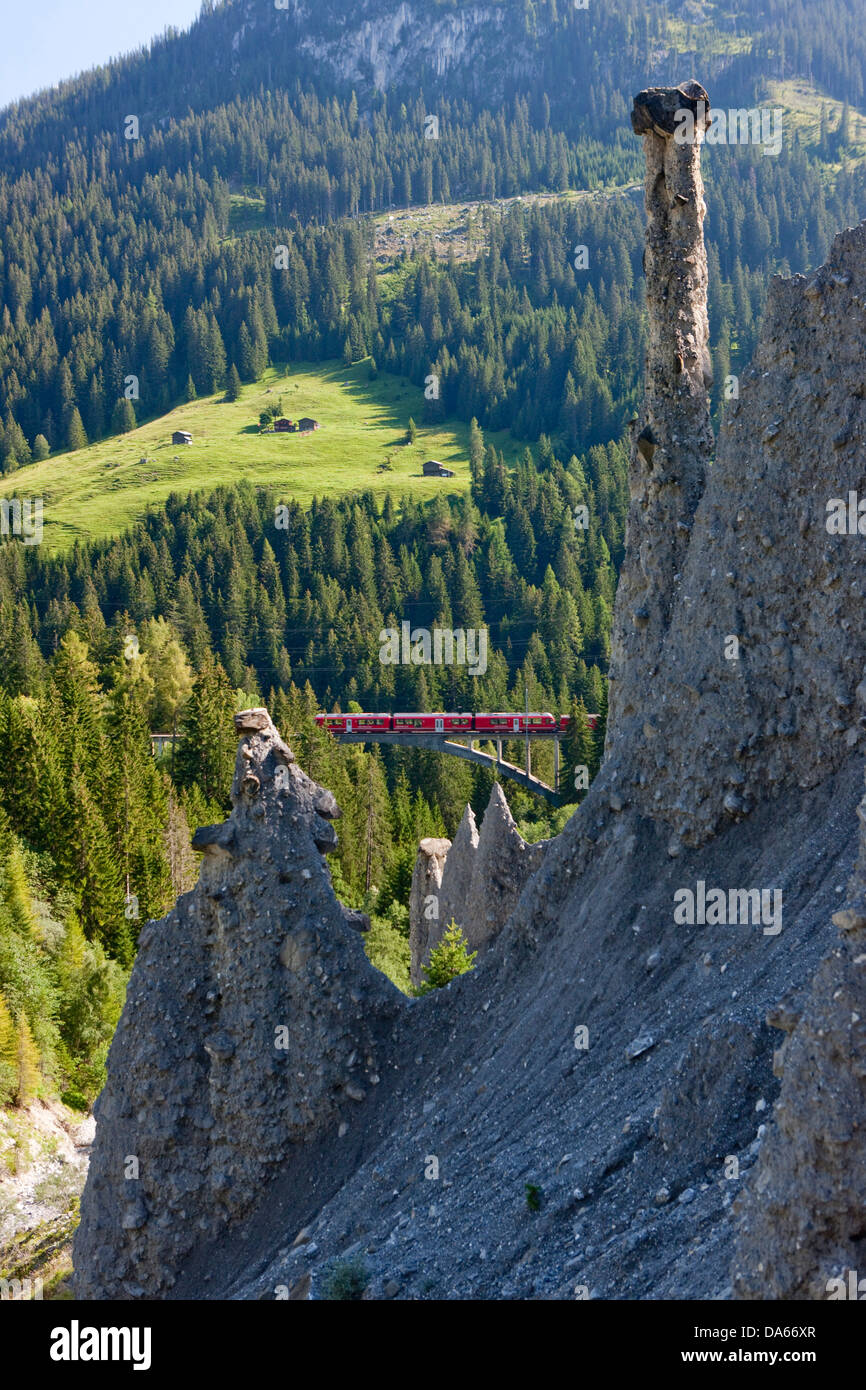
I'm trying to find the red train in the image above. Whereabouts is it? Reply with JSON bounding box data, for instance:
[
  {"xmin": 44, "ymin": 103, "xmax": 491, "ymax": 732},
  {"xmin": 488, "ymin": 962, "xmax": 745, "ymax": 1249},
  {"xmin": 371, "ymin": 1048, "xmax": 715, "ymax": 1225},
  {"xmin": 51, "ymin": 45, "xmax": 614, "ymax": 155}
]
[{"xmin": 315, "ymin": 711, "xmax": 599, "ymax": 734}]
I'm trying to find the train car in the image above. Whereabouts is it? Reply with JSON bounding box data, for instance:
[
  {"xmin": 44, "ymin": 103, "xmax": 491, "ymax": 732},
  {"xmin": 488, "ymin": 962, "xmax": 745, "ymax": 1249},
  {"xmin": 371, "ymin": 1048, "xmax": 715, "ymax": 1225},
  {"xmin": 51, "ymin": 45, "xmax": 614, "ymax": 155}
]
[
  {"xmin": 317, "ymin": 710, "xmax": 600, "ymax": 736},
  {"xmin": 393, "ymin": 712, "xmax": 473, "ymax": 733},
  {"xmin": 315, "ymin": 712, "xmax": 392, "ymax": 733},
  {"xmin": 528, "ymin": 712, "xmax": 557, "ymax": 730},
  {"xmin": 474, "ymin": 711, "xmax": 555, "ymax": 733},
  {"xmin": 557, "ymin": 712, "xmax": 600, "ymax": 732}
]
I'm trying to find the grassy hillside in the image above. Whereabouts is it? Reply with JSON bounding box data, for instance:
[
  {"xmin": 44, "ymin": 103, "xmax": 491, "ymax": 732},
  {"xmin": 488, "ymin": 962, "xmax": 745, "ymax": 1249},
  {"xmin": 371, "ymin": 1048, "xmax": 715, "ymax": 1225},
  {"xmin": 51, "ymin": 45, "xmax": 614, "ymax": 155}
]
[
  {"xmin": 11, "ymin": 361, "xmax": 518, "ymax": 554},
  {"xmin": 764, "ymin": 78, "xmax": 866, "ymax": 172},
  {"xmin": 370, "ymin": 185, "xmax": 641, "ymax": 266}
]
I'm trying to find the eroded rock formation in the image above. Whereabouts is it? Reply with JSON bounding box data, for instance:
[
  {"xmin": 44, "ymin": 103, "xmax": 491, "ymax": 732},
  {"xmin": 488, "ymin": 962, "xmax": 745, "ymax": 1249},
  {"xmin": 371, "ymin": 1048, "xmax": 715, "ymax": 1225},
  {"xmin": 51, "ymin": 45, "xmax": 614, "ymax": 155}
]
[
  {"xmin": 74, "ymin": 709, "xmax": 403, "ymax": 1299},
  {"xmin": 608, "ymin": 82, "xmax": 713, "ymax": 694},
  {"xmin": 409, "ymin": 784, "xmax": 547, "ymax": 985},
  {"xmin": 408, "ymin": 834, "xmax": 451, "ymax": 987}
]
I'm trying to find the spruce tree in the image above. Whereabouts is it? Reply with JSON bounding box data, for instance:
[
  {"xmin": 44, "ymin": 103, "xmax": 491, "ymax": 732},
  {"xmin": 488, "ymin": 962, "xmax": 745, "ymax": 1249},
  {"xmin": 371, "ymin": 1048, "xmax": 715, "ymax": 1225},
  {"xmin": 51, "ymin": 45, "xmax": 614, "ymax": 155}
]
[
  {"xmin": 415, "ymin": 920, "xmax": 477, "ymax": 995},
  {"xmin": 0, "ymin": 991, "xmax": 16, "ymax": 1104},
  {"xmin": 3, "ymin": 844, "xmax": 38, "ymax": 937},
  {"xmin": 175, "ymin": 658, "xmax": 238, "ymax": 810},
  {"xmin": 225, "ymin": 364, "xmax": 242, "ymax": 402},
  {"xmin": 111, "ymin": 397, "xmax": 137, "ymax": 434},
  {"xmin": 66, "ymin": 408, "xmax": 87, "ymax": 451},
  {"xmin": 562, "ymin": 695, "xmax": 594, "ymax": 801},
  {"xmin": 14, "ymin": 1012, "xmax": 41, "ymax": 1107}
]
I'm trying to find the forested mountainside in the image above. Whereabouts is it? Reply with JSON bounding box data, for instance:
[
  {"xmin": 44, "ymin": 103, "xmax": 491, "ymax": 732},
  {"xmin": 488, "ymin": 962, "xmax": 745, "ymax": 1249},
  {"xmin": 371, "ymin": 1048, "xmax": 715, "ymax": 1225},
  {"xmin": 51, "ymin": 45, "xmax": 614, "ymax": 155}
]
[
  {"xmin": 0, "ymin": 426, "xmax": 612, "ymax": 958},
  {"xmin": 2, "ymin": 1, "xmax": 866, "ymax": 462}
]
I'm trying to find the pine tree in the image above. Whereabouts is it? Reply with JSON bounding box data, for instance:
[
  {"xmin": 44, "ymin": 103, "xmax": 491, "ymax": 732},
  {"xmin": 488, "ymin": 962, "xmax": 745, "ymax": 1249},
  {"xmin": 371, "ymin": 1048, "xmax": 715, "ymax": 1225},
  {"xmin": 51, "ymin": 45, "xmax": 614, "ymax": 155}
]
[
  {"xmin": 32, "ymin": 434, "xmax": 50, "ymax": 461},
  {"xmin": 415, "ymin": 920, "xmax": 477, "ymax": 995},
  {"xmin": 468, "ymin": 416, "xmax": 484, "ymax": 489},
  {"xmin": 66, "ymin": 408, "xmax": 87, "ymax": 451},
  {"xmin": 175, "ymin": 658, "xmax": 238, "ymax": 809},
  {"xmin": 65, "ymin": 765, "xmax": 129, "ymax": 961},
  {"xmin": 105, "ymin": 662, "xmax": 171, "ymax": 932},
  {"xmin": 0, "ymin": 991, "xmax": 16, "ymax": 1104},
  {"xmin": 140, "ymin": 617, "xmax": 193, "ymax": 730},
  {"xmin": 111, "ymin": 397, "xmax": 137, "ymax": 434},
  {"xmin": 3, "ymin": 844, "xmax": 38, "ymax": 936},
  {"xmin": 225, "ymin": 364, "xmax": 242, "ymax": 402},
  {"xmin": 562, "ymin": 695, "xmax": 594, "ymax": 801},
  {"xmin": 14, "ymin": 1012, "xmax": 41, "ymax": 1107}
]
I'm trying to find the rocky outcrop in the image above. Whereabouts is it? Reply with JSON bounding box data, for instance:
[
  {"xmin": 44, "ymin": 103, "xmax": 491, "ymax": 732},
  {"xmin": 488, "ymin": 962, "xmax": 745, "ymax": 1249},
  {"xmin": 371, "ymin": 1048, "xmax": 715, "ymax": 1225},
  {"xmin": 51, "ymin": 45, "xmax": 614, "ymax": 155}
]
[
  {"xmin": 409, "ymin": 785, "xmax": 547, "ymax": 985},
  {"xmin": 608, "ymin": 82, "xmax": 713, "ymax": 710},
  {"xmin": 732, "ymin": 754, "xmax": 866, "ymax": 1300},
  {"xmin": 74, "ymin": 709, "xmax": 403, "ymax": 1299},
  {"xmin": 228, "ymin": 0, "xmax": 521, "ymax": 101},
  {"xmin": 408, "ymin": 834, "xmax": 451, "ymax": 989},
  {"xmin": 461, "ymin": 784, "xmax": 548, "ymax": 953},
  {"xmin": 604, "ymin": 84, "xmax": 866, "ymax": 850}
]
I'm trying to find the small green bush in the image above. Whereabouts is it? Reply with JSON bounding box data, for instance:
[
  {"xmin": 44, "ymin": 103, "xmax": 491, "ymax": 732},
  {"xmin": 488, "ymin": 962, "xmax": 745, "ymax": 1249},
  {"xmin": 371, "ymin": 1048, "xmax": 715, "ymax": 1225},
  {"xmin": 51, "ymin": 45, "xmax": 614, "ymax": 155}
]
[
  {"xmin": 60, "ymin": 1089, "xmax": 90, "ymax": 1113},
  {"xmin": 525, "ymin": 1182, "xmax": 542, "ymax": 1212},
  {"xmin": 320, "ymin": 1257, "xmax": 369, "ymax": 1301}
]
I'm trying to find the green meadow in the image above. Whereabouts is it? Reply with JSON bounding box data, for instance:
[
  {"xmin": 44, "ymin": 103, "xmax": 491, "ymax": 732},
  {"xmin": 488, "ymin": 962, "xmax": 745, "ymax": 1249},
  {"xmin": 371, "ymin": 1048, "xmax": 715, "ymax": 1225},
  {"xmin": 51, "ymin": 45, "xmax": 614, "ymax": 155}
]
[{"xmin": 11, "ymin": 361, "xmax": 519, "ymax": 554}]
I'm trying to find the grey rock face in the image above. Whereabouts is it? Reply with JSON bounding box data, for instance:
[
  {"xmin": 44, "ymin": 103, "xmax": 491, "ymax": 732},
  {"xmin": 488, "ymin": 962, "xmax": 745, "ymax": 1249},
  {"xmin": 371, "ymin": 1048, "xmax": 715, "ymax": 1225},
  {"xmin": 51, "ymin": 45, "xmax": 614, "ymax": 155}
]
[
  {"xmin": 460, "ymin": 784, "xmax": 547, "ymax": 955},
  {"xmin": 437, "ymin": 802, "xmax": 479, "ymax": 938},
  {"xmin": 655, "ymin": 1015, "xmax": 778, "ymax": 1179},
  {"xmin": 74, "ymin": 709, "xmax": 402, "ymax": 1299},
  {"xmin": 732, "ymin": 766, "xmax": 866, "ymax": 1300},
  {"xmin": 409, "ymin": 785, "xmax": 547, "ymax": 984}
]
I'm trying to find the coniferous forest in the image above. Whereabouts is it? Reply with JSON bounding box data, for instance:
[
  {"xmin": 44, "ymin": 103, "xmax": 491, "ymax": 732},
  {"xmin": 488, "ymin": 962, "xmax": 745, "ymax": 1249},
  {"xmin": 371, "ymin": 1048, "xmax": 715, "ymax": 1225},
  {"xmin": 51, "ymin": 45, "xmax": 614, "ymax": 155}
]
[{"xmin": 2, "ymin": 0, "xmax": 866, "ymax": 1113}]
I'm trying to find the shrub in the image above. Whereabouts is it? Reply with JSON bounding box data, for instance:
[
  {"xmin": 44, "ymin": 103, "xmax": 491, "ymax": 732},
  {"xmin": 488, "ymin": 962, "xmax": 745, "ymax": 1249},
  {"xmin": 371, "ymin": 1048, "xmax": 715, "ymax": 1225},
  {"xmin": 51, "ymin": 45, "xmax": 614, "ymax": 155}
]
[
  {"xmin": 320, "ymin": 1257, "xmax": 369, "ymax": 1301},
  {"xmin": 60, "ymin": 1089, "xmax": 90, "ymax": 1113},
  {"xmin": 525, "ymin": 1182, "xmax": 542, "ymax": 1212}
]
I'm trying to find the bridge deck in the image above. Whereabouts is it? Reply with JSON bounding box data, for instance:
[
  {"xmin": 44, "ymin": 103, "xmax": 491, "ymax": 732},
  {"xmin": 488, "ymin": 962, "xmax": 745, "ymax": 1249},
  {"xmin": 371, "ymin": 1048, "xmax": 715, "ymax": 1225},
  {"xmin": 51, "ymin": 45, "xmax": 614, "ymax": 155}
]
[{"xmin": 335, "ymin": 729, "xmax": 565, "ymax": 805}]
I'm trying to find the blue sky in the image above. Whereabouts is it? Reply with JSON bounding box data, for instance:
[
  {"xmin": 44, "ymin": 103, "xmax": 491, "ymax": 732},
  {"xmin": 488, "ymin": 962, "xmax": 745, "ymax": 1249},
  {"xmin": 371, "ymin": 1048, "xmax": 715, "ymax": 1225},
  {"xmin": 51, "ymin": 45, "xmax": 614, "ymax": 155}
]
[{"xmin": 0, "ymin": 0, "xmax": 204, "ymax": 109}]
